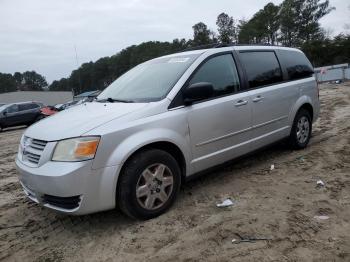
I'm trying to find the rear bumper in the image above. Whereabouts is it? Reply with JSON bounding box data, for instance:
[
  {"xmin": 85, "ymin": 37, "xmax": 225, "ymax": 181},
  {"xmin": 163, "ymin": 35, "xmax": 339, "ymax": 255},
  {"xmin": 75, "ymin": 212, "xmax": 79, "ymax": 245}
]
[{"xmin": 16, "ymin": 158, "xmax": 120, "ymax": 215}]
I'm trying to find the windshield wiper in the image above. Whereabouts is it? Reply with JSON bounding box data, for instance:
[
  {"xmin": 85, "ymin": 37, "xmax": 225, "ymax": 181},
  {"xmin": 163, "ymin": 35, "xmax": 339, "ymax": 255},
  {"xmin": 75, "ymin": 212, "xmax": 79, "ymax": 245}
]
[{"xmin": 96, "ymin": 97, "xmax": 134, "ymax": 103}]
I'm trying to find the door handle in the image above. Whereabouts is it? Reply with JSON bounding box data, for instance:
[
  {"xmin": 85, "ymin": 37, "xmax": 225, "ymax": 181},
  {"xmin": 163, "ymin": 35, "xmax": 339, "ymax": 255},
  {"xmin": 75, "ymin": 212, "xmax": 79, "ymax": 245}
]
[
  {"xmin": 235, "ymin": 100, "xmax": 248, "ymax": 107},
  {"xmin": 252, "ymin": 96, "xmax": 264, "ymax": 102}
]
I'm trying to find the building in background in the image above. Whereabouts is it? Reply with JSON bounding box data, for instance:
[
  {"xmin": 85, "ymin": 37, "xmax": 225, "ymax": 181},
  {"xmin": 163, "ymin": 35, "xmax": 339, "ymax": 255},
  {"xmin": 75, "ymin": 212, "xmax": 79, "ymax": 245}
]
[{"xmin": 0, "ymin": 91, "xmax": 73, "ymax": 105}]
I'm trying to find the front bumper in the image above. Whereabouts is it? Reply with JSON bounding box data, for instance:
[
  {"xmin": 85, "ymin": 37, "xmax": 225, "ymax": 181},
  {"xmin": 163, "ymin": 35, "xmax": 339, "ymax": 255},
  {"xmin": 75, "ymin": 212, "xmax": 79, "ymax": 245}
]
[{"xmin": 16, "ymin": 158, "xmax": 120, "ymax": 215}]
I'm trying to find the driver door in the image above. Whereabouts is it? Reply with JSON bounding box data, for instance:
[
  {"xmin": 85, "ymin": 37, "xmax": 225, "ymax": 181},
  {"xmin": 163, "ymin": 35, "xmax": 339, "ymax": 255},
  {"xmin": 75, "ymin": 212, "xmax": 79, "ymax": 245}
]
[{"xmin": 185, "ymin": 53, "xmax": 253, "ymax": 172}]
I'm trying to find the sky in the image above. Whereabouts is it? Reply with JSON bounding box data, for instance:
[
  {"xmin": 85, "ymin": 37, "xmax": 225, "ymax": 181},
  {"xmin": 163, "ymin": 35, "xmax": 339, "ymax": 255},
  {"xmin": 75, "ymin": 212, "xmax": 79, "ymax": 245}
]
[{"xmin": 0, "ymin": 0, "xmax": 349, "ymax": 84}]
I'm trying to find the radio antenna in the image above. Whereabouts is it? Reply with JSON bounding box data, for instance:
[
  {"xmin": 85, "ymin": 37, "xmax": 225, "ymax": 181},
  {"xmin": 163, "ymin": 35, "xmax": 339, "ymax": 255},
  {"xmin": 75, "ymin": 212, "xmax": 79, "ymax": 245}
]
[{"xmin": 74, "ymin": 44, "xmax": 82, "ymax": 95}]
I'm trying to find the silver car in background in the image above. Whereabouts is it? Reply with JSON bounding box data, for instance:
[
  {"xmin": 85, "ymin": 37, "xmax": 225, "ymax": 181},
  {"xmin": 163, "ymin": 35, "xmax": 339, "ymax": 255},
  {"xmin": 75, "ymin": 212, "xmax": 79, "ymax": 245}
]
[{"xmin": 16, "ymin": 45, "xmax": 319, "ymax": 219}]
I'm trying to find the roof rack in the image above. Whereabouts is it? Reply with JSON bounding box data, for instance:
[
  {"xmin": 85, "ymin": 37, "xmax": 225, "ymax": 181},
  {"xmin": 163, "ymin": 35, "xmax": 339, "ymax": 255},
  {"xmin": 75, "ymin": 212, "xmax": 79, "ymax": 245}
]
[
  {"xmin": 180, "ymin": 43, "xmax": 283, "ymax": 53},
  {"xmin": 181, "ymin": 43, "xmax": 223, "ymax": 52}
]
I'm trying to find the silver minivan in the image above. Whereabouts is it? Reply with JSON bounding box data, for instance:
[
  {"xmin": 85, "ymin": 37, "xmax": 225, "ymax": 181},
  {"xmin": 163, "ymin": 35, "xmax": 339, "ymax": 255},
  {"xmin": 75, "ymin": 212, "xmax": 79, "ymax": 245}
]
[{"xmin": 16, "ymin": 46, "xmax": 319, "ymax": 219}]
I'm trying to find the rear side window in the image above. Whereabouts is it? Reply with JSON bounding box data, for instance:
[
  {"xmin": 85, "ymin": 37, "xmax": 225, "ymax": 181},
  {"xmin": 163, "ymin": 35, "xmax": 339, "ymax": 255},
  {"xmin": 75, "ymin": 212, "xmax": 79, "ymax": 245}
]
[
  {"xmin": 29, "ymin": 103, "xmax": 39, "ymax": 109},
  {"xmin": 278, "ymin": 50, "xmax": 314, "ymax": 80},
  {"xmin": 18, "ymin": 104, "xmax": 27, "ymax": 111},
  {"xmin": 239, "ymin": 51, "xmax": 283, "ymax": 88},
  {"xmin": 19, "ymin": 103, "xmax": 39, "ymax": 111},
  {"xmin": 188, "ymin": 54, "xmax": 240, "ymax": 98}
]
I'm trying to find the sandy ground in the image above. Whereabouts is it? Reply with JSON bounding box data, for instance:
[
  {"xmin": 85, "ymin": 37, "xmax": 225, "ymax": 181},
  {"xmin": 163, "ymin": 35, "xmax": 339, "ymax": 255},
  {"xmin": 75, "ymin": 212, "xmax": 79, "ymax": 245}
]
[{"xmin": 1, "ymin": 83, "xmax": 350, "ymax": 262}]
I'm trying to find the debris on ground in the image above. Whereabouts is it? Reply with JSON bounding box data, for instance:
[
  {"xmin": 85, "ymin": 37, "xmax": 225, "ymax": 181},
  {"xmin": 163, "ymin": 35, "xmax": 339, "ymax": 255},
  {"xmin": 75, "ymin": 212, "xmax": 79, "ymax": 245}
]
[
  {"xmin": 270, "ymin": 164, "xmax": 275, "ymax": 171},
  {"xmin": 232, "ymin": 233, "xmax": 271, "ymax": 244},
  {"xmin": 216, "ymin": 199, "xmax": 234, "ymax": 207},
  {"xmin": 316, "ymin": 180, "xmax": 325, "ymax": 188},
  {"xmin": 296, "ymin": 156, "xmax": 305, "ymax": 162},
  {"xmin": 314, "ymin": 215, "xmax": 330, "ymax": 220}
]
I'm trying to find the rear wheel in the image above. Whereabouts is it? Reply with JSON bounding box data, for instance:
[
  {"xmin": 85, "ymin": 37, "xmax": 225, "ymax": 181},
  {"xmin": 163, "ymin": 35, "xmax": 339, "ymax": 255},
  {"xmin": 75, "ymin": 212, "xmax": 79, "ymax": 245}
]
[
  {"xmin": 117, "ymin": 149, "xmax": 181, "ymax": 220},
  {"xmin": 289, "ymin": 109, "xmax": 312, "ymax": 149}
]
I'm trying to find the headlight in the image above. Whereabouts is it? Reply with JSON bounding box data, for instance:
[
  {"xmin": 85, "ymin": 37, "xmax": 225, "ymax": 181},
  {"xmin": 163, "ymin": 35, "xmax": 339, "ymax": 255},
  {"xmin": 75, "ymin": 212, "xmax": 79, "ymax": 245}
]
[{"xmin": 52, "ymin": 136, "xmax": 100, "ymax": 162}]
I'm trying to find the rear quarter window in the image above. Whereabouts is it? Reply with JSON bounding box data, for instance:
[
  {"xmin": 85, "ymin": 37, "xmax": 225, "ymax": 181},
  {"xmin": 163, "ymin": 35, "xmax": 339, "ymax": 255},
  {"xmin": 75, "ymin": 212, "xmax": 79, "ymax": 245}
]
[
  {"xmin": 239, "ymin": 51, "xmax": 283, "ymax": 89},
  {"xmin": 18, "ymin": 104, "xmax": 27, "ymax": 111},
  {"xmin": 278, "ymin": 50, "xmax": 314, "ymax": 80},
  {"xmin": 29, "ymin": 103, "xmax": 40, "ymax": 109}
]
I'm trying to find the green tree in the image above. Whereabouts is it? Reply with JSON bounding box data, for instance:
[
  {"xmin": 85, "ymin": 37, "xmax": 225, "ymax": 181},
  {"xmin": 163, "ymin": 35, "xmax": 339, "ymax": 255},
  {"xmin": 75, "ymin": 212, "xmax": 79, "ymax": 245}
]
[
  {"xmin": 216, "ymin": 12, "xmax": 236, "ymax": 44},
  {"xmin": 279, "ymin": 0, "xmax": 334, "ymax": 46},
  {"xmin": 237, "ymin": 19, "xmax": 253, "ymax": 44},
  {"xmin": 238, "ymin": 3, "xmax": 279, "ymax": 45},
  {"xmin": 13, "ymin": 72, "xmax": 23, "ymax": 86},
  {"xmin": 302, "ymin": 34, "xmax": 350, "ymax": 66},
  {"xmin": 20, "ymin": 71, "xmax": 47, "ymax": 91},
  {"xmin": 0, "ymin": 73, "xmax": 17, "ymax": 93},
  {"xmin": 49, "ymin": 41, "xmax": 189, "ymax": 94},
  {"xmin": 192, "ymin": 22, "xmax": 213, "ymax": 46},
  {"xmin": 50, "ymin": 78, "xmax": 70, "ymax": 91},
  {"xmin": 261, "ymin": 3, "xmax": 280, "ymax": 45}
]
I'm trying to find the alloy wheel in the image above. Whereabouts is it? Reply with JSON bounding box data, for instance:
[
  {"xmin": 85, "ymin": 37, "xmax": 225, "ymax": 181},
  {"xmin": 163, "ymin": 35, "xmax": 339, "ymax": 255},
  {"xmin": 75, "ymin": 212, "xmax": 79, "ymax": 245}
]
[
  {"xmin": 136, "ymin": 163, "xmax": 174, "ymax": 210},
  {"xmin": 296, "ymin": 116, "xmax": 310, "ymax": 144}
]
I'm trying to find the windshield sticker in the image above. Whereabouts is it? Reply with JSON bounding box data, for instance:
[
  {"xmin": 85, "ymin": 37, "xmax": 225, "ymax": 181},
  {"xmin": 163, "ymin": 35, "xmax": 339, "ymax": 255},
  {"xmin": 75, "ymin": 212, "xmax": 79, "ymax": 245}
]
[{"xmin": 168, "ymin": 57, "xmax": 190, "ymax": 63}]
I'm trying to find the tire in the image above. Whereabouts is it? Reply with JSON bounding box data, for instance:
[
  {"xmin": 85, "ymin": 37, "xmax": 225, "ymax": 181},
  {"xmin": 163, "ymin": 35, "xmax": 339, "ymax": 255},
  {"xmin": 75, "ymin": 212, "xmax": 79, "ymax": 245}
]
[
  {"xmin": 289, "ymin": 108, "xmax": 312, "ymax": 149},
  {"xmin": 0, "ymin": 125, "xmax": 2, "ymax": 132},
  {"xmin": 117, "ymin": 149, "xmax": 181, "ymax": 220}
]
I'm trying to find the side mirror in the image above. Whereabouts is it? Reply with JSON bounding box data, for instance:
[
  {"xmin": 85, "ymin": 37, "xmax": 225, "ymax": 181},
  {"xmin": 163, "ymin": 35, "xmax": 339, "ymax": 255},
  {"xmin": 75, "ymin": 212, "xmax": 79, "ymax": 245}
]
[
  {"xmin": 2, "ymin": 111, "xmax": 7, "ymax": 116},
  {"xmin": 183, "ymin": 82, "xmax": 214, "ymax": 105}
]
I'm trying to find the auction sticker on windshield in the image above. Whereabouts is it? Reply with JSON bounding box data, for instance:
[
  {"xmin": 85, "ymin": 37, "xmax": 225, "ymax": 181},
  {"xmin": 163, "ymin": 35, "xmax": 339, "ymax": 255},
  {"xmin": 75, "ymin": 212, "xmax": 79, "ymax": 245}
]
[{"xmin": 168, "ymin": 57, "xmax": 190, "ymax": 63}]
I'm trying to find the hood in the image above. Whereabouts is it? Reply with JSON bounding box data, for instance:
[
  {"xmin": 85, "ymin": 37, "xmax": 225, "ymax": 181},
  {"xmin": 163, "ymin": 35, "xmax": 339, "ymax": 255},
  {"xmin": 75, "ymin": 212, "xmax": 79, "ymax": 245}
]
[{"xmin": 25, "ymin": 102, "xmax": 148, "ymax": 141}]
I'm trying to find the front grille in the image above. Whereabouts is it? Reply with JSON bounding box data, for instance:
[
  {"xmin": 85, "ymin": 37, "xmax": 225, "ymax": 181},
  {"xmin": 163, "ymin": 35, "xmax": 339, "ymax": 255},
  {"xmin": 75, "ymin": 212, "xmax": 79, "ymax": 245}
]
[
  {"xmin": 29, "ymin": 139, "xmax": 47, "ymax": 151},
  {"xmin": 22, "ymin": 137, "xmax": 48, "ymax": 166},
  {"xmin": 42, "ymin": 194, "xmax": 81, "ymax": 209},
  {"xmin": 25, "ymin": 152, "xmax": 41, "ymax": 164}
]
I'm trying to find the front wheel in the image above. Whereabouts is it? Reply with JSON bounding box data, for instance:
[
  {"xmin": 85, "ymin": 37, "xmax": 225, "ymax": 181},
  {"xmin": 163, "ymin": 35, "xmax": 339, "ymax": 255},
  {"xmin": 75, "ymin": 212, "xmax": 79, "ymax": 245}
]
[
  {"xmin": 117, "ymin": 149, "xmax": 181, "ymax": 220},
  {"xmin": 289, "ymin": 109, "xmax": 312, "ymax": 149}
]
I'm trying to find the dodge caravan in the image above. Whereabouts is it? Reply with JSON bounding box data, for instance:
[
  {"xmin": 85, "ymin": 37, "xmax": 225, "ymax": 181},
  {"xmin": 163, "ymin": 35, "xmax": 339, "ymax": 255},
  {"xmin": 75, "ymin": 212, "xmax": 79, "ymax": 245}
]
[{"xmin": 16, "ymin": 45, "xmax": 319, "ymax": 219}]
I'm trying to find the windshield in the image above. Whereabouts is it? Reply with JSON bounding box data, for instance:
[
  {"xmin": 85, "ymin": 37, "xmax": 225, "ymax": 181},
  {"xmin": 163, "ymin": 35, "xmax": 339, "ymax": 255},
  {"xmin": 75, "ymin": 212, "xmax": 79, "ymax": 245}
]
[
  {"xmin": 97, "ymin": 54, "xmax": 199, "ymax": 103},
  {"xmin": 0, "ymin": 105, "xmax": 7, "ymax": 112}
]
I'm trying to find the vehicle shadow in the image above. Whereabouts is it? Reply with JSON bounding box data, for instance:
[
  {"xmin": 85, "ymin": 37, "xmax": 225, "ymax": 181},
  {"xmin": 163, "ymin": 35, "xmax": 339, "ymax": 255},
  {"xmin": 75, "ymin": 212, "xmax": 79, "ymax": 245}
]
[{"xmin": 183, "ymin": 141, "xmax": 290, "ymax": 188}]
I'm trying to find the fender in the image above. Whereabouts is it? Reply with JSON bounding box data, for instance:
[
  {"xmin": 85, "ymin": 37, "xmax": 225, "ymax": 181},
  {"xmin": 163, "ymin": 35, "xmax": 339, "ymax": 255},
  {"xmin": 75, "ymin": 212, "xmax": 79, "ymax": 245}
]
[
  {"xmin": 288, "ymin": 95, "xmax": 314, "ymax": 128},
  {"xmin": 90, "ymin": 127, "xmax": 192, "ymax": 209},
  {"xmin": 109, "ymin": 128, "xmax": 192, "ymax": 172}
]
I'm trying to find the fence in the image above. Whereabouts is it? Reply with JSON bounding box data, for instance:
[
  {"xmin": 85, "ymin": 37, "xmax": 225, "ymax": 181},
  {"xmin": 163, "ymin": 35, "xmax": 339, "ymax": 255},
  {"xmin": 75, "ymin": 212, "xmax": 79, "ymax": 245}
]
[{"xmin": 315, "ymin": 63, "xmax": 350, "ymax": 83}]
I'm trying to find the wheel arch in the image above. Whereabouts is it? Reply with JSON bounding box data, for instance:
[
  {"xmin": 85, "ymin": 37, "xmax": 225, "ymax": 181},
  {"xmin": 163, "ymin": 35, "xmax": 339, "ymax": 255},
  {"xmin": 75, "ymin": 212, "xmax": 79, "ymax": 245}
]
[
  {"xmin": 107, "ymin": 128, "xmax": 191, "ymax": 197},
  {"xmin": 298, "ymin": 103, "xmax": 314, "ymax": 121},
  {"xmin": 120, "ymin": 141, "xmax": 187, "ymax": 183},
  {"xmin": 115, "ymin": 140, "xmax": 188, "ymax": 211},
  {"xmin": 289, "ymin": 96, "xmax": 315, "ymax": 126}
]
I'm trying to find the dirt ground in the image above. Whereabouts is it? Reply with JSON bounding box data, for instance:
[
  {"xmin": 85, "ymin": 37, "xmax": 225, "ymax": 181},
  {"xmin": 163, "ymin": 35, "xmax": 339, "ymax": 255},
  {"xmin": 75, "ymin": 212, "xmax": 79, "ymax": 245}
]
[{"xmin": 1, "ymin": 83, "xmax": 350, "ymax": 262}]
